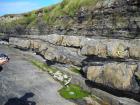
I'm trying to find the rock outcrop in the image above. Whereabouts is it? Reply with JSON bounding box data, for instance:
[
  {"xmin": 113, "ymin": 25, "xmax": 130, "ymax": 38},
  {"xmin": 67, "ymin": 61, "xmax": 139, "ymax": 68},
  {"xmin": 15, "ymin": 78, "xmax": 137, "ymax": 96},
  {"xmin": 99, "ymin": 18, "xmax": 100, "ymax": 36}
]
[
  {"xmin": 9, "ymin": 34, "xmax": 140, "ymax": 95},
  {"xmin": 0, "ymin": 0, "xmax": 140, "ymax": 38},
  {"xmin": 9, "ymin": 35, "xmax": 140, "ymax": 59},
  {"xmin": 86, "ymin": 63, "xmax": 139, "ymax": 93},
  {"xmin": 1, "ymin": 0, "xmax": 140, "ymax": 104}
]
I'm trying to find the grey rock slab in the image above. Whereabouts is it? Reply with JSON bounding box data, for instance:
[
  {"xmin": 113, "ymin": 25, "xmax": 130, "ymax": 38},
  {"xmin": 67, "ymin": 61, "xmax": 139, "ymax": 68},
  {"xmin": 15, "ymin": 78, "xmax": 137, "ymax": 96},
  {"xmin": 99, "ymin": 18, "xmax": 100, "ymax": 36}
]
[{"xmin": 0, "ymin": 45, "xmax": 76, "ymax": 105}]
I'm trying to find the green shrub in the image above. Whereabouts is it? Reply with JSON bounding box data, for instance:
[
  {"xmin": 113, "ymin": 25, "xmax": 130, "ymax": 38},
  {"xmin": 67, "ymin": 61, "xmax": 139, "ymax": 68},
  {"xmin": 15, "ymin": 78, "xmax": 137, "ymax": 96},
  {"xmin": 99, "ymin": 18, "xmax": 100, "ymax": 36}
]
[
  {"xmin": 62, "ymin": 0, "xmax": 98, "ymax": 16},
  {"xmin": 0, "ymin": 0, "xmax": 99, "ymax": 33}
]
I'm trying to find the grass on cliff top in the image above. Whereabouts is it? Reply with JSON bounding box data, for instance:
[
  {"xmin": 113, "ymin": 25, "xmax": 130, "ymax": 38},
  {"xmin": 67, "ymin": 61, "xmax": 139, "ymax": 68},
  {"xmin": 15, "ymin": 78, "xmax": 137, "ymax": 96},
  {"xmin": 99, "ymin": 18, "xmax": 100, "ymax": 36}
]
[
  {"xmin": 59, "ymin": 84, "xmax": 90, "ymax": 99},
  {"xmin": 12, "ymin": 11, "xmax": 37, "ymax": 26},
  {"xmin": 0, "ymin": 11, "xmax": 37, "ymax": 32},
  {"xmin": 0, "ymin": 0, "xmax": 99, "ymax": 30},
  {"xmin": 43, "ymin": 0, "xmax": 98, "ymax": 24}
]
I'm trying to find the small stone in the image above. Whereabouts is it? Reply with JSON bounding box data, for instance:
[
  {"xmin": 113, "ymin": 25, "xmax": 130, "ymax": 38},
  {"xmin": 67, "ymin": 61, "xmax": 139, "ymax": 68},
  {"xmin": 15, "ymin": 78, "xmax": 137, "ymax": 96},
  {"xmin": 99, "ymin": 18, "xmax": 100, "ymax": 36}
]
[
  {"xmin": 63, "ymin": 74, "xmax": 68, "ymax": 79},
  {"xmin": 69, "ymin": 91, "xmax": 75, "ymax": 95}
]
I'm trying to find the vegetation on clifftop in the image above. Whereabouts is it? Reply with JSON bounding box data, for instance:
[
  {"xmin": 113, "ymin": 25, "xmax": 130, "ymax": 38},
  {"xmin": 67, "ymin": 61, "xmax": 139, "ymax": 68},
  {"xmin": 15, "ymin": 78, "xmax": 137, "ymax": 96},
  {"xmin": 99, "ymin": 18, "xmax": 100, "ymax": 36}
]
[
  {"xmin": 0, "ymin": 0, "xmax": 138, "ymax": 38},
  {"xmin": 0, "ymin": 0, "xmax": 98, "ymax": 34},
  {"xmin": 43, "ymin": 0, "xmax": 98, "ymax": 24}
]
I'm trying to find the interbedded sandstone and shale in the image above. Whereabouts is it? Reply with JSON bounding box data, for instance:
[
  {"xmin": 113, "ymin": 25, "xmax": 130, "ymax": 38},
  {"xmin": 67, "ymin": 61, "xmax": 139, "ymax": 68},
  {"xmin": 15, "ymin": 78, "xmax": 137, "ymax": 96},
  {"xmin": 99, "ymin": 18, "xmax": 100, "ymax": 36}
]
[{"xmin": 0, "ymin": 0, "xmax": 140, "ymax": 105}]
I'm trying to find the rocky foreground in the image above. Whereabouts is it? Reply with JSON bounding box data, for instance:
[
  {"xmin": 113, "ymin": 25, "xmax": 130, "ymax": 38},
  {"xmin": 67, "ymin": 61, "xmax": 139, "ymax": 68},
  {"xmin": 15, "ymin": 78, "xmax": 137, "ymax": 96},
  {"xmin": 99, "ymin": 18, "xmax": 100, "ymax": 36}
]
[{"xmin": 0, "ymin": 45, "xmax": 76, "ymax": 105}]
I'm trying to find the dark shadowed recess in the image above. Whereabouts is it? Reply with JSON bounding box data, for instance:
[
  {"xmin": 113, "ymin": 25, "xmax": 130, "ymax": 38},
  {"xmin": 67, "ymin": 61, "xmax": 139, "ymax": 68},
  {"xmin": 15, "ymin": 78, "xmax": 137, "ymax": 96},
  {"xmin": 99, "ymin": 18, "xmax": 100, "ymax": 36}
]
[
  {"xmin": 0, "ymin": 66, "xmax": 3, "ymax": 72},
  {"xmin": 82, "ymin": 55, "xmax": 139, "ymax": 64},
  {"xmin": 4, "ymin": 92, "xmax": 36, "ymax": 105},
  {"xmin": 85, "ymin": 80, "xmax": 140, "ymax": 102}
]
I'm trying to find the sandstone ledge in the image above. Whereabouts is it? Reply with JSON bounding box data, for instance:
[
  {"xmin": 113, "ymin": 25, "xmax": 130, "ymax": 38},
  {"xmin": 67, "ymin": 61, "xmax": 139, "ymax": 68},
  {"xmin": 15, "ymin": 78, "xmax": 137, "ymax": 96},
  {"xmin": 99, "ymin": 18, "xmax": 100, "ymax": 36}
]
[
  {"xmin": 10, "ymin": 34, "xmax": 140, "ymax": 59},
  {"xmin": 9, "ymin": 35, "xmax": 140, "ymax": 94}
]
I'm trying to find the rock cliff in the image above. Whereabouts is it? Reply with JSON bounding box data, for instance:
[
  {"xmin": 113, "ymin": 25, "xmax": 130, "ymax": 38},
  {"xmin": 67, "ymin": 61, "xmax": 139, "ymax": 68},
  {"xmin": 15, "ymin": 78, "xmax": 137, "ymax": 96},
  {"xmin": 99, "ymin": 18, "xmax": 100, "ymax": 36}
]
[
  {"xmin": 0, "ymin": 0, "xmax": 140, "ymax": 38},
  {"xmin": 1, "ymin": 0, "xmax": 140, "ymax": 105}
]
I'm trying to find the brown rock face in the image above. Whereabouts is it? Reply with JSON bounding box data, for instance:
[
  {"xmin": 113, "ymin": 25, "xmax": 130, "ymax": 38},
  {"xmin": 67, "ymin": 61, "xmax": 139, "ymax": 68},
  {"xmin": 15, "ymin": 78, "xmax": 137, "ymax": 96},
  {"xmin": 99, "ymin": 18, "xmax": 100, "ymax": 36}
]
[{"xmin": 86, "ymin": 63, "xmax": 139, "ymax": 93}]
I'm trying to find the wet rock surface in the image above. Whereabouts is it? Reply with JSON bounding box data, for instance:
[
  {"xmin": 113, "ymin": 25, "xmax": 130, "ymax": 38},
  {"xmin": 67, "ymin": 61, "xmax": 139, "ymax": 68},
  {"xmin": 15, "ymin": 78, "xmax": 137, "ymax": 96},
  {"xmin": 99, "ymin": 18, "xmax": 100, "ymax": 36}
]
[{"xmin": 0, "ymin": 45, "xmax": 76, "ymax": 105}]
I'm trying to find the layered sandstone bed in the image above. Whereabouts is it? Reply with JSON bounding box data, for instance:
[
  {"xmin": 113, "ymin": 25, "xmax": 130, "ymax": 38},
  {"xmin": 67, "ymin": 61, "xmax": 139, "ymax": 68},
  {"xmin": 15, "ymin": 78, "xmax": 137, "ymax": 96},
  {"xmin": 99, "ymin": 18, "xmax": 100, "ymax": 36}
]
[{"xmin": 9, "ymin": 34, "xmax": 140, "ymax": 105}]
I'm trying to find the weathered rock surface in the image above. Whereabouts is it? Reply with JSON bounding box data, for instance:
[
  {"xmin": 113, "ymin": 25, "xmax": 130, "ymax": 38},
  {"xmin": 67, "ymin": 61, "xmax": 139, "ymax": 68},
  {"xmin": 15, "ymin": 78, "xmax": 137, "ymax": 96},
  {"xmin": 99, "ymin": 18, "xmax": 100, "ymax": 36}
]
[
  {"xmin": 9, "ymin": 35, "xmax": 140, "ymax": 59},
  {"xmin": 9, "ymin": 34, "xmax": 140, "ymax": 94},
  {"xmin": 86, "ymin": 62, "xmax": 139, "ymax": 93},
  {"xmin": 9, "ymin": 37, "xmax": 31, "ymax": 50},
  {"xmin": 51, "ymin": 63, "xmax": 140, "ymax": 105},
  {"xmin": 0, "ymin": 45, "xmax": 76, "ymax": 105},
  {"xmin": 1, "ymin": 0, "xmax": 140, "ymax": 104}
]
